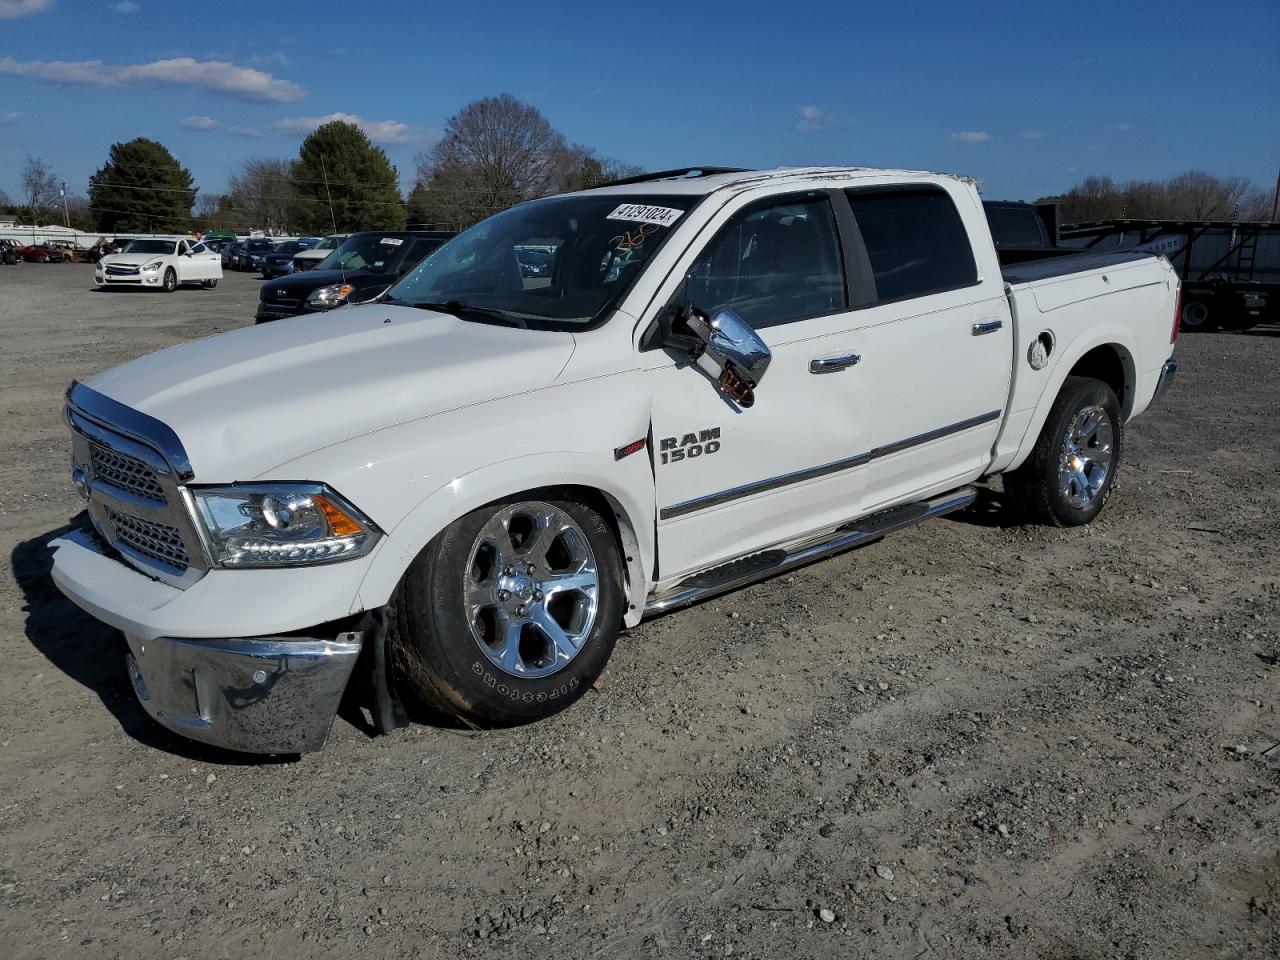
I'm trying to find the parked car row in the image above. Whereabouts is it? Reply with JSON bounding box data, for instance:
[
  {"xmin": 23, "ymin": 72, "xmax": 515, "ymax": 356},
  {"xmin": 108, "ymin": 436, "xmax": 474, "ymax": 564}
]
[{"xmin": 6, "ymin": 240, "xmax": 72, "ymax": 263}]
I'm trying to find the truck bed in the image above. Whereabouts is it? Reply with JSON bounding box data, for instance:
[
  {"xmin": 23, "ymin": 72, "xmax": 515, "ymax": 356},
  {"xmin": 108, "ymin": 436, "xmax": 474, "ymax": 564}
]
[{"xmin": 1001, "ymin": 249, "xmax": 1156, "ymax": 284}]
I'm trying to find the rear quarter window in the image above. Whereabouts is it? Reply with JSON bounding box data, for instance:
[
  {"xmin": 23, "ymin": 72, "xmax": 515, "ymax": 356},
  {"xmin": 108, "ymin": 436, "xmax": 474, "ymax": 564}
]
[{"xmin": 846, "ymin": 188, "xmax": 978, "ymax": 303}]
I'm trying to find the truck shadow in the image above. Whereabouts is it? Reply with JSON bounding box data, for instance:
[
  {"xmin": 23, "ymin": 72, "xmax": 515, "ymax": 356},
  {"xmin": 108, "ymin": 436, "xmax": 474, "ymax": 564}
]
[
  {"xmin": 11, "ymin": 517, "xmax": 291, "ymax": 765},
  {"xmin": 945, "ymin": 484, "xmax": 1023, "ymax": 530}
]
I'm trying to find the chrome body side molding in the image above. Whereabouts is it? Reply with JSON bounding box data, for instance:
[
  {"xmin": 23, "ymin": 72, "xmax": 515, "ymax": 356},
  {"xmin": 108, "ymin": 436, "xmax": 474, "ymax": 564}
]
[{"xmin": 660, "ymin": 411, "xmax": 999, "ymax": 520}]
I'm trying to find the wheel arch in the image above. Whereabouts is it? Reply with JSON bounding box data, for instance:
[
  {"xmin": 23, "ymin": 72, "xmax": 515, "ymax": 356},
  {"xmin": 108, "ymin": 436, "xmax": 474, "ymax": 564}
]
[
  {"xmin": 1002, "ymin": 333, "xmax": 1136, "ymax": 473},
  {"xmin": 1068, "ymin": 342, "xmax": 1135, "ymax": 419},
  {"xmin": 353, "ymin": 455, "xmax": 655, "ymax": 629}
]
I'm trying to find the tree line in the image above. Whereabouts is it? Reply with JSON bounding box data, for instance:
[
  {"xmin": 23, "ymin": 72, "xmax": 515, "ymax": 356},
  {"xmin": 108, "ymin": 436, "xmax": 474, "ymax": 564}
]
[
  {"xmin": 1, "ymin": 94, "xmax": 638, "ymax": 236},
  {"xmin": 4, "ymin": 95, "xmax": 1275, "ymax": 235},
  {"xmin": 1039, "ymin": 170, "xmax": 1276, "ymax": 224}
]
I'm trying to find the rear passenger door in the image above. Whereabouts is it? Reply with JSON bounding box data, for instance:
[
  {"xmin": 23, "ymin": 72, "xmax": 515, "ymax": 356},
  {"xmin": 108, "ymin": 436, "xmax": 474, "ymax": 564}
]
[{"xmin": 840, "ymin": 184, "xmax": 1012, "ymax": 511}]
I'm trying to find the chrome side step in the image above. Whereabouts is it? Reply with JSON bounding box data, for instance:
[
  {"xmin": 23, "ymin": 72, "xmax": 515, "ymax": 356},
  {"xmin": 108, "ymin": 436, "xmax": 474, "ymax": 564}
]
[{"xmin": 643, "ymin": 487, "xmax": 976, "ymax": 618}]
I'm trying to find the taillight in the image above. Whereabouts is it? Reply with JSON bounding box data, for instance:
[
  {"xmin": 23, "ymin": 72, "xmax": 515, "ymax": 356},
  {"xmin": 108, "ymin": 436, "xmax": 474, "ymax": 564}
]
[{"xmin": 1171, "ymin": 282, "xmax": 1182, "ymax": 344}]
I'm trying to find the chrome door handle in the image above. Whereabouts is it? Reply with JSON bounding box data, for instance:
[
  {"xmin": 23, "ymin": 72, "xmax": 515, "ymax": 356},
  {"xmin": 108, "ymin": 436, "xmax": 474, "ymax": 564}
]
[
  {"xmin": 972, "ymin": 319, "xmax": 1004, "ymax": 336},
  {"xmin": 809, "ymin": 353, "xmax": 861, "ymax": 374}
]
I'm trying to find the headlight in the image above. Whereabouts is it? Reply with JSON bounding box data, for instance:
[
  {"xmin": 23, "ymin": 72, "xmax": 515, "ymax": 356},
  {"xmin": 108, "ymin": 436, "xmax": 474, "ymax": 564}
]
[
  {"xmin": 307, "ymin": 283, "xmax": 355, "ymax": 308},
  {"xmin": 192, "ymin": 483, "xmax": 379, "ymax": 568},
  {"xmin": 142, "ymin": 259, "xmax": 164, "ymax": 271}
]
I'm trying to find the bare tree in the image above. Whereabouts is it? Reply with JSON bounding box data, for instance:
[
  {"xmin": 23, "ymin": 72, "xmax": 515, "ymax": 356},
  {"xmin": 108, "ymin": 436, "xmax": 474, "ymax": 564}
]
[
  {"xmin": 21, "ymin": 155, "xmax": 60, "ymax": 222},
  {"xmin": 412, "ymin": 95, "xmax": 569, "ymax": 229},
  {"xmin": 1050, "ymin": 170, "xmax": 1272, "ymax": 224},
  {"xmin": 224, "ymin": 158, "xmax": 294, "ymax": 233},
  {"xmin": 410, "ymin": 96, "xmax": 643, "ymax": 230}
]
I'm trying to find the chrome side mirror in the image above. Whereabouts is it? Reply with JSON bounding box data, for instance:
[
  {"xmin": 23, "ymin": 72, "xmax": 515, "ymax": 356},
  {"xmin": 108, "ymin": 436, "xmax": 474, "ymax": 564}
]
[{"xmin": 688, "ymin": 308, "xmax": 772, "ymax": 408}]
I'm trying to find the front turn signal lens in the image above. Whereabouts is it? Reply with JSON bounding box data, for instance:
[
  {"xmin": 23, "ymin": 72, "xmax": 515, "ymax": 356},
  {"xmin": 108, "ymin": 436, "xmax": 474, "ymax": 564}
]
[{"xmin": 315, "ymin": 494, "xmax": 363, "ymax": 537}]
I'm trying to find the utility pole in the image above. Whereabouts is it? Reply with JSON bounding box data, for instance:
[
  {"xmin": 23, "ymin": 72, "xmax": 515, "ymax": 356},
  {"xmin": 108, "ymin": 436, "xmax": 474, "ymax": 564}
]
[{"xmin": 60, "ymin": 181, "xmax": 70, "ymax": 229}]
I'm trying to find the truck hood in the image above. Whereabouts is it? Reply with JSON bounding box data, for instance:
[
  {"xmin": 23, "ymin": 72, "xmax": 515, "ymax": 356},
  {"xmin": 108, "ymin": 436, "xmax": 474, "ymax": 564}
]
[{"xmin": 85, "ymin": 304, "xmax": 577, "ymax": 480}]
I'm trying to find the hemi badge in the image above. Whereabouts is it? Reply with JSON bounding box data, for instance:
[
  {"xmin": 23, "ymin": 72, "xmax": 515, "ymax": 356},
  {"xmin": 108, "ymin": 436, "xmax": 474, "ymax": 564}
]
[{"xmin": 614, "ymin": 437, "xmax": 647, "ymax": 461}]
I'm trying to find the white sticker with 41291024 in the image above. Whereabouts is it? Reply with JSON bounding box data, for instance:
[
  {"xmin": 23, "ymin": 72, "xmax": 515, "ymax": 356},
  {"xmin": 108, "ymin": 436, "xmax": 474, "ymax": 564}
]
[{"xmin": 606, "ymin": 204, "xmax": 683, "ymax": 227}]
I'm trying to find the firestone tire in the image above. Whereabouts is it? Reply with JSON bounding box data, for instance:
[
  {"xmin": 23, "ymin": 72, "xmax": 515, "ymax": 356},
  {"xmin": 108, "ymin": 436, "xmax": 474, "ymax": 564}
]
[
  {"xmin": 392, "ymin": 489, "xmax": 624, "ymax": 726},
  {"xmin": 1003, "ymin": 376, "xmax": 1123, "ymax": 527}
]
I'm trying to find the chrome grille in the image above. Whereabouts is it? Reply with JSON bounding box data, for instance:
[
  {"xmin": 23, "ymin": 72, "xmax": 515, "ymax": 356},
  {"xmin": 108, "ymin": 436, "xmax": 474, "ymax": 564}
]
[
  {"xmin": 90, "ymin": 442, "xmax": 166, "ymax": 504},
  {"xmin": 67, "ymin": 384, "xmax": 207, "ymax": 589},
  {"xmin": 106, "ymin": 264, "xmax": 139, "ymax": 276},
  {"xmin": 107, "ymin": 509, "xmax": 190, "ymax": 571}
]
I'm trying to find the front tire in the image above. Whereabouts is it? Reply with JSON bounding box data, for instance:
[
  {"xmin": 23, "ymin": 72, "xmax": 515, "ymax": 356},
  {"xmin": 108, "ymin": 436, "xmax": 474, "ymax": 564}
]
[
  {"xmin": 1004, "ymin": 376, "xmax": 1122, "ymax": 527},
  {"xmin": 392, "ymin": 490, "xmax": 623, "ymax": 726},
  {"xmin": 161, "ymin": 267, "xmax": 177, "ymax": 292}
]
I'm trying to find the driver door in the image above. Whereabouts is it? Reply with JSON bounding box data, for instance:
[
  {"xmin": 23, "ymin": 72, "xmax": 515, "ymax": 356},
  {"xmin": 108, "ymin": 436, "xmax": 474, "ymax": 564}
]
[
  {"xmin": 187, "ymin": 242, "xmax": 219, "ymax": 281},
  {"xmin": 644, "ymin": 192, "xmax": 871, "ymax": 580}
]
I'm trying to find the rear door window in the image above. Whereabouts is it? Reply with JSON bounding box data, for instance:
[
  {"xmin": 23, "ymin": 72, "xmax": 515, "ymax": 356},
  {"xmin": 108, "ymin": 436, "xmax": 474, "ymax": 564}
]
[
  {"xmin": 845, "ymin": 188, "xmax": 978, "ymax": 303},
  {"xmin": 985, "ymin": 205, "xmax": 1045, "ymax": 248}
]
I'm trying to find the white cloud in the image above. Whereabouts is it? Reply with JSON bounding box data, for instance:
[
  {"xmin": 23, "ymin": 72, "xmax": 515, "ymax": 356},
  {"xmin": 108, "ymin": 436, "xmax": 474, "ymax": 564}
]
[
  {"xmin": 273, "ymin": 112, "xmax": 420, "ymax": 145},
  {"xmin": 1022, "ymin": 130, "xmax": 1045, "ymax": 140},
  {"xmin": 950, "ymin": 130, "xmax": 991, "ymax": 143},
  {"xmin": 1114, "ymin": 121, "xmax": 1132, "ymax": 131},
  {"xmin": 109, "ymin": 1, "xmax": 140, "ymax": 12},
  {"xmin": 0, "ymin": 110, "xmax": 21, "ymax": 122},
  {"xmin": 248, "ymin": 51, "xmax": 290, "ymax": 68},
  {"xmin": 0, "ymin": 0, "xmax": 50, "ymax": 18},
  {"xmin": 0, "ymin": 55, "xmax": 305, "ymax": 102},
  {"xmin": 797, "ymin": 105, "xmax": 826, "ymax": 132},
  {"xmin": 184, "ymin": 111, "xmax": 422, "ymax": 145}
]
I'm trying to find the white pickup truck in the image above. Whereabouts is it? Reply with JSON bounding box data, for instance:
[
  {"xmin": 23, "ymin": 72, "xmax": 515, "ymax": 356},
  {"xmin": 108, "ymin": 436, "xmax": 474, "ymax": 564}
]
[{"xmin": 52, "ymin": 166, "xmax": 1179, "ymax": 754}]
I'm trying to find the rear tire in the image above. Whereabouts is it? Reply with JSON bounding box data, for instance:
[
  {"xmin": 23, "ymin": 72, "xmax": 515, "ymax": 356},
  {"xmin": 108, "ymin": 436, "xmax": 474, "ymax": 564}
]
[
  {"xmin": 202, "ymin": 278, "xmax": 218, "ymax": 289},
  {"xmin": 1004, "ymin": 376, "xmax": 1122, "ymax": 527},
  {"xmin": 392, "ymin": 490, "xmax": 623, "ymax": 726}
]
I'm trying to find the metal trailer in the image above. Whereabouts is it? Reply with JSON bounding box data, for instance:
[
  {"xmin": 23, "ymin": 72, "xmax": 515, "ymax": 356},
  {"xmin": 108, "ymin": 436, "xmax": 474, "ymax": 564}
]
[{"xmin": 1059, "ymin": 218, "xmax": 1280, "ymax": 331}]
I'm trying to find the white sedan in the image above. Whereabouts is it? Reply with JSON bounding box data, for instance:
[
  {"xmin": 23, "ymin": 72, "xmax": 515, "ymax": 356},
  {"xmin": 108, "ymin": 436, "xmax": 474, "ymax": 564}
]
[{"xmin": 95, "ymin": 237, "xmax": 223, "ymax": 292}]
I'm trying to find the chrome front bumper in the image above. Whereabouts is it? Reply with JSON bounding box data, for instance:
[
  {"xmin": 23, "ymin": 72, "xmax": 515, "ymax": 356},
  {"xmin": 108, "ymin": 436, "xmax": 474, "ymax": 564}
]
[
  {"xmin": 1152, "ymin": 357, "xmax": 1177, "ymax": 403},
  {"xmin": 125, "ymin": 631, "xmax": 362, "ymax": 754}
]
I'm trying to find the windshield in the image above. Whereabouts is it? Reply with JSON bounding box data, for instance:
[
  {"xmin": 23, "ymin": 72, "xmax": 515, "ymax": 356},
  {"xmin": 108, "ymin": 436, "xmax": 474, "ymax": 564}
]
[
  {"xmin": 122, "ymin": 239, "xmax": 177, "ymax": 255},
  {"xmin": 315, "ymin": 234, "xmax": 415, "ymax": 274},
  {"xmin": 273, "ymin": 240, "xmax": 305, "ymax": 254},
  {"xmin": 386, "ymin": 194, "xmax": 695, "ymax": 329}
]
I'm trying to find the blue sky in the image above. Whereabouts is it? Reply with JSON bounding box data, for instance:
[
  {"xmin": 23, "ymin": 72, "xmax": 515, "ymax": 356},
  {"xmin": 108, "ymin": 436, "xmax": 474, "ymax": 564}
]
[{"xmin": 0, "ymin": 0, "xmax": 1276, "ymax": 206}]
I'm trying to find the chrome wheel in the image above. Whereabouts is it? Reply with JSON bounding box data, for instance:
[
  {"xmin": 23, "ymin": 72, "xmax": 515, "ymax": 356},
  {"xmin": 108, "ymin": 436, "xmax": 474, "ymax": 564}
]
[
  {"xmin": 1059, "ymin": 404, "xmax": 1114, "ymax": 509},
  {"xmin": 464, "ymin": 502, "xmax": 600, "ymax": 679}
]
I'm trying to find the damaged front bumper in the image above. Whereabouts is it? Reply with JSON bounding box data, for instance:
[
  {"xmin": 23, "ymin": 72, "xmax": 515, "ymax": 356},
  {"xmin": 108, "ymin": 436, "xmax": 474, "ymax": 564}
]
[
  {"xmin": 125, "ymin": 631, "xmax": 361, "ymax": 754},
  {"xmin": 50, "ymin": 525, "xmax": 376, "ymax": 755}
]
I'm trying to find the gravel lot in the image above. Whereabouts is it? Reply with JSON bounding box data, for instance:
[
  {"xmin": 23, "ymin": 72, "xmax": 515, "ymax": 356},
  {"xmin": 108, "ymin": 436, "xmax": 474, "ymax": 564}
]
[{"xmin": 1, "ymin": 263, "xmax": 1277, "ymax": 959}]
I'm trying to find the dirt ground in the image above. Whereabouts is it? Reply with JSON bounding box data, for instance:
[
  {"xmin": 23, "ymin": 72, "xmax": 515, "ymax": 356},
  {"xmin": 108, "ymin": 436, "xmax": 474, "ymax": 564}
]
[{"xmin": 0, "ymin": 263, "xmax": 1276, "ymax": 960}]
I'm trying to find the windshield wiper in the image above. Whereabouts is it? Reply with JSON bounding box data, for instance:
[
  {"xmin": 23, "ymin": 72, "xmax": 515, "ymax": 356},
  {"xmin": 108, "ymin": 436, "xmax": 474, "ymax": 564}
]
[{"xmin": 409, "ymin": 300, "xmax": 528, "ymax": 329}]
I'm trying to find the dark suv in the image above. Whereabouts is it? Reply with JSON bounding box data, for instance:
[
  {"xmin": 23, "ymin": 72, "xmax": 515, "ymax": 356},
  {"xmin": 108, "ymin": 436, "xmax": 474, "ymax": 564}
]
[{"xmin": 255, "ymin": 230, "xmax": 453, "ymax": 323}]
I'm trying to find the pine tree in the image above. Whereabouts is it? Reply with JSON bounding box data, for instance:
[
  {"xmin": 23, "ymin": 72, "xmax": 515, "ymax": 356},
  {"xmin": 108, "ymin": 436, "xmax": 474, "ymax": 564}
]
[
  {"xmin": 291, "ymin": 122, "xmax": 405, "ymax": 233},
  {"xmin": 88, "ymin": 139, "xmax": 196, "ymax": 233}
]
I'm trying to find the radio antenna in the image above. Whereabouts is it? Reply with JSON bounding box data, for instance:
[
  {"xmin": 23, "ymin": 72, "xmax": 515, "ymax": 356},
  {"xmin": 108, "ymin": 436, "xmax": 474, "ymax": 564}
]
[{"xmin": 319, "ymin": 155, "xmax": 344, "ymax": 281}]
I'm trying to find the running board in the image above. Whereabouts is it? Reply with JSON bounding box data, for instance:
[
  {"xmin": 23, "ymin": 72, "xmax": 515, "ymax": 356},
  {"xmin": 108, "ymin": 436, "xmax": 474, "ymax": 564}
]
[{"xmin": 643, "ymin": 487, "xmax": 976, "ymax": 618}]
